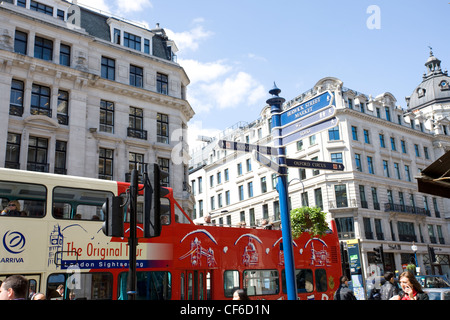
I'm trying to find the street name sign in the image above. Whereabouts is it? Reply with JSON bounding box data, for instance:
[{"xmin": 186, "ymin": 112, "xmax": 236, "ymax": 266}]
[
  {"xmin": 281, "ymin": 117, "xmax": 338, "ymax": 145},
  {"xmin": 280, "ymin": 105, "xmax": 336, "ymax": 137},
  {"xmin": 280, "ymin": 91, "xmax": 334, "ymax": 126},
  {"xmin": 252, "ymin": 150, "xmax": 280, "ymax": 174},
  {"xmin": 218, "ymin": 140, "xmax": 278, "ymax": 156},
  {"xmin": 285, "ymin": 158, "xmax": 345, "ymax": 171}
]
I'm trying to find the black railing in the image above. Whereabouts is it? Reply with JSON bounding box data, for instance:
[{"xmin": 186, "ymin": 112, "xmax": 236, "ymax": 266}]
[{"xmin": 384, "ymin": 203, "xmax": 430, "ymax": 216}]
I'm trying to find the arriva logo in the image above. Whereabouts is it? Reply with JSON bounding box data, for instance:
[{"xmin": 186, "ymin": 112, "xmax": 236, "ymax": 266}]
[{"xmin": 3, "ymin": 230, "xmax": 26, "ymax": 254}]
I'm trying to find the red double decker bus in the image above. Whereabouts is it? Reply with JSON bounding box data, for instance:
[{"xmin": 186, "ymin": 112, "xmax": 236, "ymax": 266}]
[{"xmin": 0, "ymin": 168, "xmax": 341, "ymax": 300}]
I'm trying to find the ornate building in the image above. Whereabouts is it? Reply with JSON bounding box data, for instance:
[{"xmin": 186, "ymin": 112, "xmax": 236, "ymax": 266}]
[
  {"xmin": 189, "ymin": 52, "xmax": 450, "ymax": 280},
  {"xmin": 0, "ymin": 0, "xmax": 195, "ymax": 213}
]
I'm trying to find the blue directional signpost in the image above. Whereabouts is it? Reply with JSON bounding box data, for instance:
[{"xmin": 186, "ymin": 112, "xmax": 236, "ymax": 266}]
[{"xmin": 218, "ymin": 84, "xmax": 345, "ymax": 300}]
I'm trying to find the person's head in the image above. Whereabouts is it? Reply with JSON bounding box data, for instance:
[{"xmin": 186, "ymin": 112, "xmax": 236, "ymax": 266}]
[
  {"xmin": 339, "ymin": 275, "xmax": 349, "ymax": 285},
  {"xmin": 399, "ymin": 271, "xmax": 424, "ymax": 294},
  {"xmin": 233, "ymin": 289, "xmax": 250, "ymax": 300},
  {"xmin": 384, "ymin": 271, "xmax": 394, "ymax": 283},
  {"xmin": 0, "ymin": 275, "xmax": 28, "ymax": 300},
  {"xmin": 56, "ymin": 284, "xmax": 64, "ymax": 295},
  {"xmin": 32, "ymin": 292, "xmax": 46, "ymax": 300},
  {"xmin": 6, "ymin": 200, "xmax": 20, "ymax": 211},
  {"xmin": 204, "ymin": 215, "xmax": 211, "ymax": 223}
]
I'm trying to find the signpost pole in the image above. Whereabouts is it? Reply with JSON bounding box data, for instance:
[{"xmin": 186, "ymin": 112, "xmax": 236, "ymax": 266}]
[{"xmin": 267, "ymin": 84, "xmax": 298, "ymax": 300}]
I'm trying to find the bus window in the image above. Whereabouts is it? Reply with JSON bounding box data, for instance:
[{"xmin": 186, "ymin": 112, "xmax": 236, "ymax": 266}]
[
  {"xmin": 0, "ymin": 180, "xmax": 46, "ymax": 218},
  {"xmin": 315, "ymin": 269, "xmax": 328, "ymax": 292},
  {"xmin": 47, "ymin": 272, "xmax": 113, "ymax": 300},
  {"xmin": 282, "ymin": 269, "xmax": 314, "ymax": 293},
  {"xmin": 224, "ymin": 270, "xmax": 240, "ymax": 298},
  {"xmin": 118, "ymin": 271, "xmax": 171, "ymax": 300},
  {"xmin": 53, "ymin": 187, "xmax": 113, "ymax": 220},
  {"xmin": 243, "ymin": 270, "xmax": 279, "ymax": 296}
]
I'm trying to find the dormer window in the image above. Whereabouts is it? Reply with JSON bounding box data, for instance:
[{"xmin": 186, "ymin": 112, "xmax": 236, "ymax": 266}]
[
  {"xmin": 417, "ymin": 87, "xmax": 426, "ymax": 98},
  {"xmin": 124, "ymin": 32, "xmax": 141, "ymax": 51},
  {"xmin": 439, "ymin": 80, "xmax": 449, "ymax": 91}
]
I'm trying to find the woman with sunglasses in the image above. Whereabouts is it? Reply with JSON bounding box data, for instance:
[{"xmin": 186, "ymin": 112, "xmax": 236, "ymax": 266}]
[{"xmin": 1, "ymin": 200, "xmax": 21, "ymax": 216}]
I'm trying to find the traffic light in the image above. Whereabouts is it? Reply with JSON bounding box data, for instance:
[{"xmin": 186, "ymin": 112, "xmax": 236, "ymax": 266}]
[
  {"xmin": 102, "ymin": 196, "xmax": 124, "ymax": 237},
  {"xmin": 143, "ymin": 163, "xmax": 169, "ymax": 238},
  {"xmin": 373, "ymin": 245, "xmax": 384, "ymax": 264}
]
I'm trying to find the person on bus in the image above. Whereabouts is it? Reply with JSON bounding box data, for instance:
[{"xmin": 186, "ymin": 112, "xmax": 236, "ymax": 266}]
[
  {"xmin": 334, "ymin": 276, "xmax": 356, "ymax": 300},
  {"xmin": 0, "ymin": 275, "xmax": 28, "ymax": 300},
  {"xmin": 233, "ymin": 289, "xmax": 250, "ymax": 300},
  {"xmin": 1, "ymin": 200, "xmax": 21, "ymax": 216}
]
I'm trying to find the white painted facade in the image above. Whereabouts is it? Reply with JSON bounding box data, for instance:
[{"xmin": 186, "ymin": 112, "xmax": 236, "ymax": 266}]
[
  {"xmin": 190, "ymin": 74, "xmax": 450, "ymax": 278},
  {"xmin": 0, "ymin": 0, "xmax": 195, "ymax": 213}
]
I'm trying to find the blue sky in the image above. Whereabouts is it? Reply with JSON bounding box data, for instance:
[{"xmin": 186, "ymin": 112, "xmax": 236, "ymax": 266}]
[{"xmin": 78, "ymin": 0, "xmax": 450, "ymax": 149}]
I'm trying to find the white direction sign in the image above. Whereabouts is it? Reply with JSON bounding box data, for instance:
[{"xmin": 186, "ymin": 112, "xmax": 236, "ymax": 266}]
[
  {"xmin": 281, "ymin": 117, "xmax": 338, "ymax": 145},
  {"xmin": 252, "ymin": 150, "xmax": 280, "ymax": 174}
]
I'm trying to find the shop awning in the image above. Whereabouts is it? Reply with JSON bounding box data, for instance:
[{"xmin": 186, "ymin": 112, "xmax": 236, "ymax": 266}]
[{"xmin": 416, "ymin": 151, "xmax": 450, "ymax": 198}]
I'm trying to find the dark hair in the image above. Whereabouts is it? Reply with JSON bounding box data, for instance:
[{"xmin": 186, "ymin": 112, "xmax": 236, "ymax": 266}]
[
  {"xmin": 234, "ymin": 289, "xmax": 250, "ymax": 300},
  {"xmin": 339, "ymin": 275, "xmax": 349, "ymax": 284},
  {"xmin": 384, "ymin": 272, "xmax": 394, "ymax": 282},
  {"xmin": 3, "ymin": 275, "xmax": 28, "ymax": 299},
  {"xmin": 399, "ymin": 271, "xmax": 424, "ymax": 293}
]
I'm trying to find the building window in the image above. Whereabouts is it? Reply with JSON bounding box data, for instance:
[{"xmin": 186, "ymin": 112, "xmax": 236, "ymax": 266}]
[
  {"xmin": 314, "ymin": 188, "xmax": 323, "ymax": 210},
  {"xmin": 124, "ymin": 32, "xmax": 141, "ymax": 51},
  {"xmin": 335, "ymin": 184, "xmax": 348, "ymax": 208},
  {"xmin": 57, "ymin": 90, "xmax": 69, "ymax": 125},
  {"xmin": 383, "ymin": 160, "xmax": 390, "ymax": 178},
  {"xmin": 128, "ymin": 107, "xmax": 147, "ymax": 140},
  {"xmin": 10, "ymin": 79, "xmax": 24, "ymax": 116},
  {"xmin": 157, "ymin": 113, "xmax": 169, "ymax": 144},
  {"xmin": 55, "ymin": 140, "xmax": 67, "ymax": 175},
  {"xmin": 299, "ymin": 168, "xmax": 306, "ymax": 180},
  {"xmin": 225, "ymin": 190, "xmax": 230, "ymax": 205},
  {"xmin": 390, "ymin": 137, "xmax": 396, "ymax": 151},
  {"xmin": 414, "ymin": 144, "xmax": 420, "ymax": 157},
  {"xmin": 355, "ymin": 153, "xmax": 362, "ymax": 172},
  {"xmin": 394, "ymin": 162, "xmax": 401, "ymax": 179},
  {"xmin": 335, "ymin": 217, "xmax": 354, "ymax": 239},
  {"xmin": 128, "ymin": 152, "xmax": 144, "ymax": 180},
  {"xmin": 59, "ymin": 44, "xmax": 71, "ymax": 66},
  {"xmin": 371, "ymin": 187, "xmax": 380, "ymax": 210},
  {"xmin": 158, "ymin": 158, "xmax": 170, "ymax": 187},
  {"xmin": 224, "ymin": 169, "xmax": 229, "ymax": 181},
  {"xmin": 379, "ymin": 134, "xmax": 385, "ymax": 148},
  {"xmin": 100, "ymin": 100, "xmax": 114, "ymax": 133},
  {"xmin": 30, "ymin": 1, "xmax": 53, "ymax": 16},
  {"xmin": 157, "ymin": 73, "xmax": 168, "ymax": 95},
  {"xmin": 301, "ymin": 192, "xmax": 309, "ymax": 207},
  {"xmin": 198, "ymin": 177, "xmax": 203, "ymax": 194},
  {"xmin": 297, "ymin": 140, "xmax": 303, "ymax": 150},
  {"xmin": 57, "ymin": 9, "xmax": 65, "ymax": 20},
  {"xmin": 404, "ymin": 165, "xmax": 411, "ymax": 182},
  {"xmin": 385, "ymin": 107, "xmax": 391, "ymax": 122},
  {"xmin": 401, "ymin": 140, "xmax": 407, "ymax": 153},
  {"xmin": 99, "ymin": 148, "xmax": 114, "ymax": 180},
  {"xmin": 397, "ymin": 221, "xmax": 416, "ymax": 242},
  {"xmin": 331, "ymin": 152, "xmax": 343, "ymax": 163},
  {"xmin": 34, "ymin": 36, "xmax": 53, "ymax": 61},
  {"xmin": 17, "ymin": 0, "xmax": 26, "ymax": 8},
  {"xmin": 217, "ymin": 172, "xmax": 222, "ymax": 184},
  {"xmin": 363, "ymin": 129, "xmax": 370, "ymax": 144},
  {"xmin": 130, "ymin": 65, "xmax": 143, "ymax": 88},
  {"xmin": 247, "ymin": 181, "xmax": 253, "ymax": 198},
  {"xmin": 31, "ymin": 84, "xmax": 51, "ymax": 117},
  {"xmin": 246, "ymin": 158, "xmax": 252, "ymax": 172},
  {"xmin": 101, "ymin": 56, "xmax": 115, "ymax": 80},
  {"xmin": 359, "ymin": 185, "xmax": 368, "ymax": 208},
  {"xmin": 260, "ymin": 176, "xmax": 267, "ymax": 193},
  {"xmin": 14, "ymin": 30, "xmax": 27, "ymax": 54},
  {"xmin": 424, "ymin": 146, "xmax": 429, "ymax": 160},
  {"xmin": 144, "ymin": 38, "xmax": 150, "ymax": 54},
  {"xmin": 27, "ymin": 136, "xmax": 49, "ymax": 172},
  {"xmin": 328, "ymin": 126, "xmax": 340, "ymax": 140},
  {"xmin": 5, "ymin": 133, "xmax": 21, "ymax": 169},
  {"xmin": 238, "ymin": 185, "xmax": 244, "ymax": 201},
  {"xmin": 210, "ymin": 196, "xmax": 215, "ymax": 211},
  {"xmin": 113, "ymin": 28, "xmax": 121, "ymax": 44},
  {"xmin": 351, "ymin": 126, "xmax": 358, "ymax": 141},
  {"xmin": 367, "ymin": 156, "xmax": 374, "ymax": 174}
]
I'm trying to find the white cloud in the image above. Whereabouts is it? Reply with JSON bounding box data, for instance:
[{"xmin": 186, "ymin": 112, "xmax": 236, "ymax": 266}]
[
  {"xmin": 165, "ymin": 24, "xmax": 213, "ymax": 53},
  {"xmin": 116, "ymin": 0, "xmax": 152, "ymax": 13}
]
